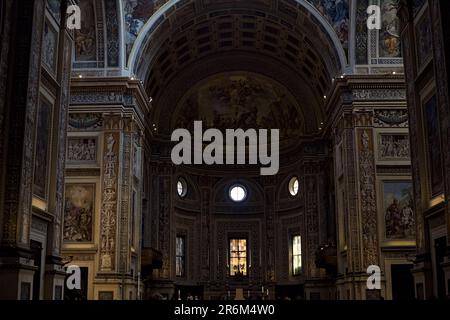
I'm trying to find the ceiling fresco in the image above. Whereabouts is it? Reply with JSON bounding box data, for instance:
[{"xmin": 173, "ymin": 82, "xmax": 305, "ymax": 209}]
[{"xmin": 172, "ymin": 72, "xmax": 305, "ymax": 145}]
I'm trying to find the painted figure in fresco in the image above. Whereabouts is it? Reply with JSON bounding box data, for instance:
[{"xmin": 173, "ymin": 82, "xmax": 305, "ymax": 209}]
[
  {"xmin": 401, "ymin": 205, "xmax": 414, "ymax": 236},
  {"xmin": 75, "ymin": 27, "xmax": 96, "ymax": 58},
  {"xmin": 74, "ymin": 0, "xmax": 96, "ymax": 61},
  {"xmin": 64, "ymin": 185, "xmax": 94, "ymax": 242},
  {"xmin": 312, "ymin": 0, "xmax": 349, "ymax": 48},
  {"xmin": 175, "ymin": 74, "xmax": 304, "ymax": 144},
  {"xmin": 380, "ymin": 0, "xmax": 401, "ymax": 57},
  {"xmin": 386, "ymin": 198, "xmax": 401, "ymax": 235},
  {"xmin": 384, "ymin": 182, "xmax": 415, "ymax": 239},
  {"xmin": 124, "ymin": 0, "xmax": 155, "ymax": 56}
]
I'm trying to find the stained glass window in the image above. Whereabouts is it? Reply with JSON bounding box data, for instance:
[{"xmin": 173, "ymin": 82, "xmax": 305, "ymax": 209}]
[{"xmin": 229, "ymin": 239, "xmax": 247, "ymax": 276}]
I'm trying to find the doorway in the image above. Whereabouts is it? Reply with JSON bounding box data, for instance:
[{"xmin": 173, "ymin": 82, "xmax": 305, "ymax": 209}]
[
  {"xmin": 434, "ymin": 236, "xmax": 447, "ymax": 299},
  {"xmin": 30, "ymin": 240, "xmax": 43, "ymax": 300},
  {"xmin": 391, "ymin": 264, "xmax": 414, "ymax": 300}
]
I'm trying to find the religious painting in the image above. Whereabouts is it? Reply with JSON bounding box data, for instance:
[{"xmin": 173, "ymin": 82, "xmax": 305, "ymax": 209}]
[
  {"xmin": 423, "ymin": 95, "xmax": 444, "ymax": 196},
  {"xmin": 75, "ymin": 0, "xmax": 97, "ymax": 61},
  {"xmin": 415, "ymin": 9, "xmax": 432, "ymax": 70},
  {"xmin": 383, "ymin": 181, "xmax": 415, "ymax": 239},
  {"xmin": 46, "ymin": 0, "xmax": 61, "ymax": 23},
  {"xmin": 308, "ymin": 0, "xmax": 349, "ymax": 50},
  {"xmin": 67, "ymin": 138, "xmax": 97, "ymax": 162},
  {"xmin": 64, "ymin": 184, "xmax": 95, "ymax": 242},
  {"xmin": 123, "ymin": 0, "xmax": 156, "ymax": 59},
  {"xmin": 174, "ymin": 73, "xmax": 305, "ymax": 148},
  {"xmin": 42, "ymin": 20, "xmax": 58, "ymax": 73},
  {"xmin": 379, "ymin": 0, "xmax": 401, "ymax": 57},
  {"xmin": 33, "ymin": 97, "xmax": 53, "ymax": 199},
  {"xmin": 378, "ymin": 134, "xmax": 410, "ymax": 160}
]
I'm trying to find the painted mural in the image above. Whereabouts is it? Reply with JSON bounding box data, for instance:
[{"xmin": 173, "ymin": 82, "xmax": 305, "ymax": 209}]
[
  {"xmin": 46, "ymin": 0, "xmax": 61, "ymax": 22},
  {"xmin": 42, "ymin": 20, "xmax": 58, "ymax": 72},
  {"xmin": 33, "ymin": 98, "xmax": 53, "ymax": 199},
  {"xmin": 75, "ymin": 0, "xmax": 97, "ymax": 61},
  {"xmin": 64, "ymin": 184, "xmax": 95, "ymax": 242},
  {"xmin": 123, "ymin": 0, "xmax": 157, "ymax": 60},
  {"xmin": 308, "ymin": 0, "xmax": 349, "ymax": 50},
  {"xmin": 415, "ymin": 10, "xmax": 432, "ymax": 69},
  {"xmin": 174, "ymin": 73, "xmax": 305, "ymax": 144},
  {"xmin": 379, "ymin": 0, "xmax": 401, "ymax": 58},
  {"xmin": 424, "ymin": 95, "xmax": 444, "ymax": 196},
  {"xmin": 383, "ymin": 181, "xmax": 415, "ymax": 239}
]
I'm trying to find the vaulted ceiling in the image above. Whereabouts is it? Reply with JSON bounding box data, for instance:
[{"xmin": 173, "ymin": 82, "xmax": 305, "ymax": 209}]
[{"xmin": 129, "ymin": 0, "xmax": 347, "ymax": 137}]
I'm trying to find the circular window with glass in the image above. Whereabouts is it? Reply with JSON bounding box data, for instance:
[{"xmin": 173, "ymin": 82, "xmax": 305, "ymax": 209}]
[
  {"xmin": 229, "ymin": 184, "xmax": 247, "ymax": 202},
  {"xmin": 177, "ymin": 178, "xmax": 187, "ymax": 198},
  {"xmin": 288, "ymin": 177, "xmax": 299, "ymax": 197}
]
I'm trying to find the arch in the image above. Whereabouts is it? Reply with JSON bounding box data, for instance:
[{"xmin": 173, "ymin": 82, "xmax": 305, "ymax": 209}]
[{"xmin": 127, "ymin": 0, "xmax": 348, "ymax": 75}]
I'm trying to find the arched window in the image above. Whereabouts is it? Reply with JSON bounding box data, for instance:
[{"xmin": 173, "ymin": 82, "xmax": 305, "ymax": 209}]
[{"xmin": 289, "ymin": 177, "xmax": 299, "ymax": 196}]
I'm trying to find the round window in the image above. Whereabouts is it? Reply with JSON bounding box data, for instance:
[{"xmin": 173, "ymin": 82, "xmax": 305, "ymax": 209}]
[
  {"xmin": 229, "ymin": 184, "xmax": 247, "ymax": 202},
  {"xmin": 289, "ymin": 177, "xmax": 299, "ymax": 196},
  {"xmin": 177, "ymin": 178, "xmax": 187, "ymax": 198}
]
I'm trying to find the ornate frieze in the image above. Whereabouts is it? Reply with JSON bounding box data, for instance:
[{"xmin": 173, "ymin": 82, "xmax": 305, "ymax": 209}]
[
  {"xmin": 68, "ymin": 113, "xmax": 103, "ymax": 131},
  {"xmin": 378, "ymin": 134, "xmax": 410, "ymax": 159},
  {"xmin": 305, "ymin": 175, "xmax": 319, "ymax": 277},
  {"xmin": 119, "ymin": 131, "xmax": 132, "ymax": 273},
  {"xmin": 353, "ymin": 89, "xmax": 406, "ymax": 100},
  {"xmin": 374, "ymin": 109, "xmax": 409, "ymax": 127},
  {"xmin": 158, "ymin": 176, "xmax": 171, "ymax": 278},
  {"xmin": 99, "ymin": 133, "xmax": 119, "ymax": 271},
  {"xmin": 67, "ymin": 138, "xmax": 97, "ymax": 162},
  {"xmin": 70, "ymin": 91, "xmax": 134, "ymax": 106},
  {"xmin": 358, "ymin": 130, "xmax": 379, "ymax": 267},
  {"xmin": 50, "ymin": 9, "xmax": 74, "ymax": 256}
]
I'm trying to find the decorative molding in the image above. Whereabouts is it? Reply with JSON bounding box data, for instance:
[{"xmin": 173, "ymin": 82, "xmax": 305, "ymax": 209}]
[
  {"xmin": 353, "ymin": 89, "xmax": 406, "ymax": 100},
  {"xmin": 68, "ymin": 113, "xmax": 103, "ymax": 131},
  {"xmin": 70, "ymin": 91, "xmax": 134, "ymax": 106},
  {"xmin": 374, "ymin": 109, "xmax": 409, "ymax": 127}
]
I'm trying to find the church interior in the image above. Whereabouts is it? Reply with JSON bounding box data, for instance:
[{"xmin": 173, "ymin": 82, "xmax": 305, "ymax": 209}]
[{"xmin": 0, "ymin": 0, "xmax": 449, "ymax": 301}]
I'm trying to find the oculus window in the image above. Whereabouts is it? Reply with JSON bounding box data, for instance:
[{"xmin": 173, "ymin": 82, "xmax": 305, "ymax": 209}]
[
  {"xmin": 177, "ymin": 178, "xmax": 187, "ymax": 198},
  {"xmin": 229, "ymin": 184, "xmax": 247, "ymax": 202}
]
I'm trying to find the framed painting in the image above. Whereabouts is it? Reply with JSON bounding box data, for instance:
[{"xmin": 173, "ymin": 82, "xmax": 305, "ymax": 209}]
[
  {"xmin": 42, "ymin": 19, "xmax": 58, "ymax": 74},
  {"xmin": 64, "ymin": 184, "xmax": 95, "ymax": 242},
  {"xmin": 423, "ymin": 94, "xmax": 444, "ymax": 197},
  {"xmin": 382, "ymin": 181, "xmax": 415, "ymax": 240},
  {"xmin": 378, "ymin": 0, "xmax": 401, "ymax": 58},
  {"xmin": 415, "ymin": 8, "xmax": 432, "ymax": 72},
  {"xmin": 33, "ymin": 96, "xmax": 53, "ymax": 200}
]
